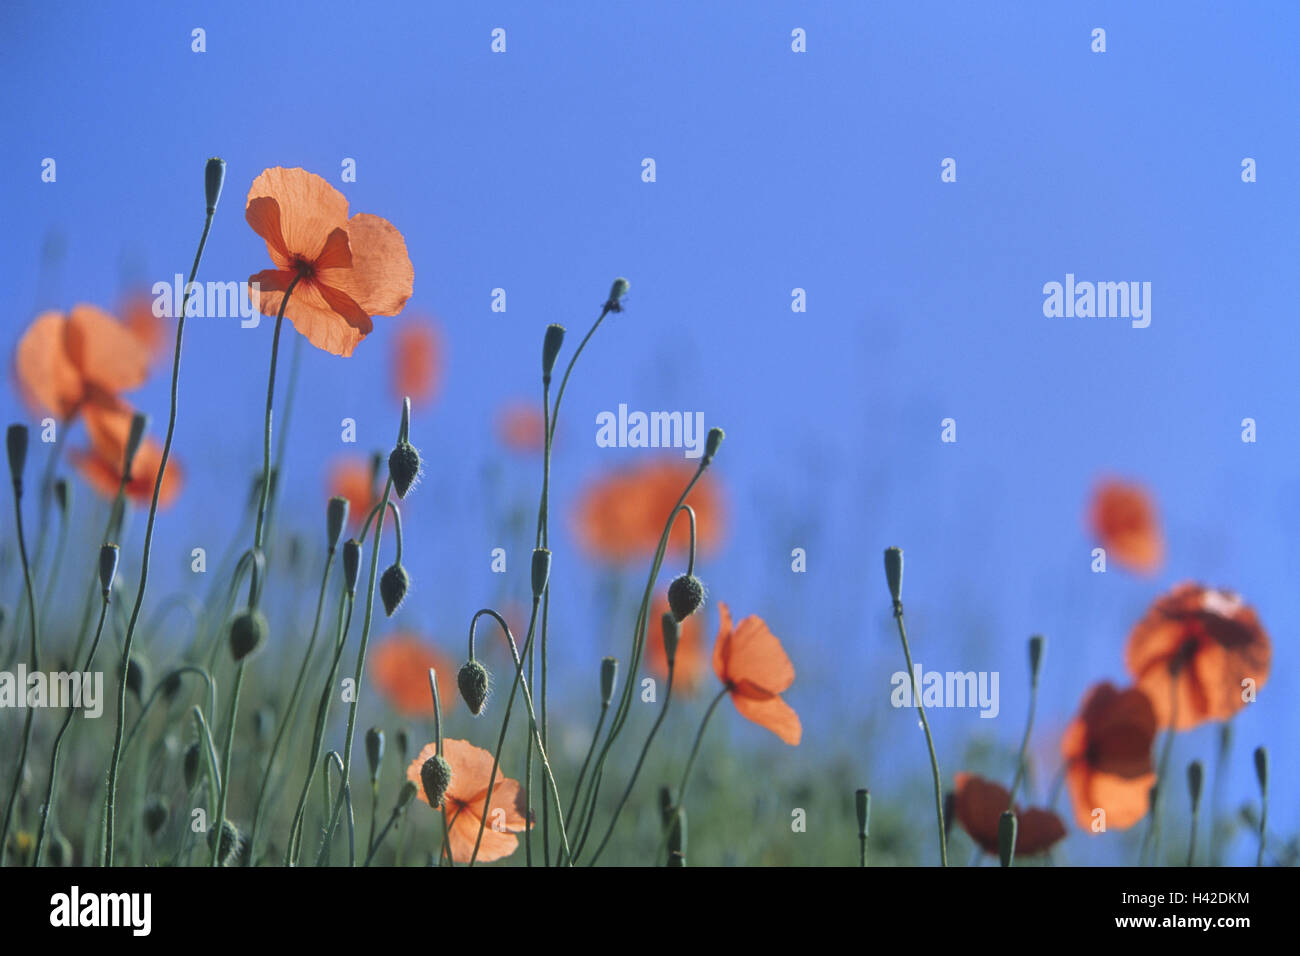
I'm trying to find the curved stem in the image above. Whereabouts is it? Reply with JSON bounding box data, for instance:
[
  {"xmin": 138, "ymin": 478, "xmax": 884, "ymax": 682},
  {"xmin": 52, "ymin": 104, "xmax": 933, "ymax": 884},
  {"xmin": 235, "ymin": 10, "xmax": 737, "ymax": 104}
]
[{"xmin": 892, "ymin": 601, "xmax": 948, "ymax": 866}]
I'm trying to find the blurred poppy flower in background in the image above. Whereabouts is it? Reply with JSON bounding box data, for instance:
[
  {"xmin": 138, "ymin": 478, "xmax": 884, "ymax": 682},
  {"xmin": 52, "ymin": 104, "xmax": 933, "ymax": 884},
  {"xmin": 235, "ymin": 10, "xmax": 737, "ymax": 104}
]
[
  {"xmin": 371, "ymin": 634, "xmax": 457, "ymax": 715},
  {"xmin": 712, "ymin": 602, "xmax": 800, "ymax": 745},
  {"xmin": 327, "ymin": 455, "xmax": 379, "ymax": 530},
  {"xmin": 246, "ymin": 166, "xmax": 414, "ymax": 357},
  {"xmin": 1060, "ymin": 682, "xmax": 1157, "ymax": 831},
  {"xmin": 13, "ymin": 305, "xmax": 150, "ymax": 422},
  {"xmin": 391, "ymin": 317, "xmax": 442, "ymax": 407},
  {"xmin": 574, "ymin": 460, "xmax": 724, "ymax": 563},
  {"xmin": 645, "ymin": 593, "xmax": 706, "ymax": 694},
  {"xmin": 497, "ymin": 401, "xmax": 545, "ymax": 454},
  {"xmin": 406, "ymin": 738, "xmax": 529, "ymax": 863},
  {"xmin": 1125, "ymin": 583, "xmax": 1271, "ymax": 731},
  {"xmin": 1088, "ymin": 478, "xmax": 1163, "ymax": 575},
  {"xmin": 119, "ymin": 290, "xmax": 171, "ymax": 368},
  {"xmin": 951, "ymin": 772, "xmax": 1066, "ymax": 856},
  {"xmin": 72, "ymin": 400, "xmax": 183, "ymax": 507}
]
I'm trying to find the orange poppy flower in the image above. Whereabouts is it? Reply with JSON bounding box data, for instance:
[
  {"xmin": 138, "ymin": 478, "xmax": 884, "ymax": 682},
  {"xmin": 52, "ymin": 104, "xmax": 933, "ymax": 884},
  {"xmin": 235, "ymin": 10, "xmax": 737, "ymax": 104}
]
[
  {"xmin": 645, "ymin": 594, "xmax": 706, "ymax": 694},
  {"xmin": 406, "ymin": 738, "xmax": 529, "ymax": 863},
  {"xmin": 246, "ymin": 167, "xmax": 414, "ymax": 357},
  {"xmin": 1089, "ymin": 478, "xmax": 1164, "ymax": 574},
  {"xmin": 13, "ymin": 305, "xmax": 150, "ymax": 421},
  {"xmin": 1060, "ymin": 682, "xmax": 1157, "ymax": 831},
  {"xmin": 71, "ymin": 400, "xmax": 183, "ymax": 507},
  {"xmin": 392, "ymin": 317, "xmax": 442, "ymax": 407},
  {"xmin": 1125, "ymin": 583, "xmax": 1271, "ymax": 731},
  {"xmin": 574, "ymin": 460, "xmax": 724, "ymax": 563},
  {"xmin": 327, "ymin": 456, "xmax": 378, "ymax": 529},
  {"xmin": 951, "ymin": 772, "xmax": 1066, "ymax": 856},
  {"xmin": 370, "ymin": 634, "xmax": 457, "ymax": 715},
  {"xmin": 119, "ymin": 290, "xmax": 171, "ymax": 367},
  {"xmin": 711, "ymin": 602, "xmax": 800, "ymax": 745},
  {"xmin": 497, "ymin": 402, "xmax": 545, "ymax": 454}
]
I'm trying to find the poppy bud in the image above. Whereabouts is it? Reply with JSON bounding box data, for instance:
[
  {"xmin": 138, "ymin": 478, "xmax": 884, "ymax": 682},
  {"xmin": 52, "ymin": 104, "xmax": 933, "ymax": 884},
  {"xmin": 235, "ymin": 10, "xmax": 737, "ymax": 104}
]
[
  {"xmin": 884, "ymin": 547, "xmax": 904, "ymax": 606},
  {"xmin": 1028, "ymin": 634, "xmax": 1045, "ymax": 686},
  {"xmin": 703, "ymin": 426, "xmax": 724, "ymax": 464},
  {"xmin": 1187, "ymin": 760, "xmax": 1204, "ymax": 813},
  {"xmin": 396, "ymin": 780, "xmax": 418, "ymax": 811},
  {"xmin": 1254, "ymin": 746, "xmax": 1268, "ymax": 794},
  {"xmin": 666, "ymin": 806, "xmax": 686, "ymax": 867},
  {"xmin": 99, "ymin": 543, "xmax": 119, "ymax": 600},
  {"xmin": 124, "ymin": 657, "xmax": 147, "ymax": 700},
  {"xmin": 661, "ymin": 612, "xmax": 680, "ymax": 665},
  {"xmin": 606, "ymin": 277, "xmax": 630, "ymax": 312},
  {"xmin": 542, "ymin": 324, "xmax": 566, "ymax": 383},
  {"xmin": 997, "ymin": 810, "xmax": 1017, "ymax": 868},
  {"xmin": 600, "ymin": 656, "xmax": 619, "ymax": 706},
  {"xmin": 420, "ymin": 754, "xmax": 452, "ymax": 808},
  {"xmin": 666, "ymin": 573, "xmax": 705, "ymax": 622},
  {"xmin": 7, "ymin": 424, "xmax": 28, "ymax": 492},
  {"xmin": 124, "ymin": 412, "xmax": 149, "ymax": 479},
  {"xmin": 531, "ymin": 547, "xmax": 551, "ymax": 598},
  {"xmin": 388, "ymin": 440, "xmax": 421, "ymax": 499},
  {"xmin": 379, "ymin": 563, "xmax": 409, "ymax": 616},
  {"xmin": 209, "ymin": 820, "xmax": 242, "ymax": 867},
  {"xmin": 365, "ymin": 728, "xmax": 385, "ymax": 780},
  {"xmin": 161, "ymin": 670, "xmax": 182, "ymax": 701},
  {"xmin": 855, "ymin": 788, "xmax": 871, "ymax": 838},
  {"xmin": 182, "ymin": 741, "xmax": 201, "ymax": 790},
  {"xmin": 204, "ymin": 157, "xmax": 226, "ymax": 213},
  {"xmin": 342, "ymin": 539, "xmax": 362, "ymax": 595},
  {"xmin": 395, "ymin": 728, "xmax": 410, "ymax": 764},
  {"xmin": 53, "ymin": 477, "xmax": 69, "ymax": 516},
  {"xmin": 143, "ymin": 796, "xmax": 168, "ymax": 836},
  {"xmin": 229, "ymin": 608, "xmax": 268, "ymax": 661},
  {"xmin": 326, "ymin": 496, "xmax": 349, "ymax": 552},
  {"xmin": 458, "ymin": 659, "xmax": 490, "ymax": 716}
]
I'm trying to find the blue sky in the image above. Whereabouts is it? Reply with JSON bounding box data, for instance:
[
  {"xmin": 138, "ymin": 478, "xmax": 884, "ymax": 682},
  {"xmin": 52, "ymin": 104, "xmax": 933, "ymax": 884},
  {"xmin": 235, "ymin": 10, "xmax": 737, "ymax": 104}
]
[{"xmin": 1, "ymin": 1, "xmax": 1297, "ymax": 863}]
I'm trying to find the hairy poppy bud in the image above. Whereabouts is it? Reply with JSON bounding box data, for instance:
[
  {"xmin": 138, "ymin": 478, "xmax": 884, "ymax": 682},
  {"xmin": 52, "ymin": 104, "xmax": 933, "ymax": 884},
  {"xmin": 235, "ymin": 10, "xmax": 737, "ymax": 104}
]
[
  {"xmin": 666, "ymin": 573, "xmax": 705, "ymax": 622},
  {"xmin": 204, "ymin": 157, "xmax": 226, "ymax": 213},
  {"xmin": 53, "ymin": 477, "xmax": 69, "ymax": 516},
  {"xmin": 606, "ymin": 277, "xmax": 630, "ymax": 312},
  {"xmin": 389, "ymin": 441, "xmax": 421, "ymax": 499},
  {"xmin": 380, "ymin": 563, "xmax": 409, "ymax": 616},
  {"xmin": 600, "ymin": 656, "xmax": 618, "ymax": 706},
  {"xmin": 1254, "ymin": 746, "xmax": 1268, "ymax": 794},
  {"xmin": 1187, "ymin": 760, "xmax": 1204, "ymax": 813},
  {"xmin": 396, "ymin": 780, "xmax": 418, "ymax": 811},
  {"xmin": 998, "ymin": 810, "xmax": 1017, "ymax": 868},
  {"xmin": 326, "ymin": 496, "xmax": 349, "ymax": 552},
  {"xmin": 420, "ymin": 754, "xmax": 452, "ymax": 808},
  {"xmin": 143, "ymin": 797, "xmax": 169, "ymax": 836},
  {"xmin": 229, "ymin": 608, "xmax": 268, "ymax": 661},
  {"xmin": 394, "ymin": 728, "xmax": 410, "ymax": 764},
  {"xmin": 1028, "ymin": 634, "xmax": 1045, "ymax": 686},
  {"xmin": 342, "ymin": 538, "xmax": 363, "ymax": 595},
  {"xmin": 6, "ymin": 424, "xmax": 28, "ymax": 492},
  {"xmin": 661, "ymin": 612, "xmax": 680, "ymax": 665},
  {"xmin": 161, "ymin": 670, "xmax": 182, "ymax": 701},
  {"xmin": 209, "ymin": 820, "xmax": 242, "ymax": 867},
  {"xmin": 531, "ymin": 547, "xmax": 551, "ymax": 598},
  {"xmin": 542, "ymin": 324, "xmax": 566, "ymax": 383},
  {"xmin": 99, "ymin": 543, "xmax": 119, "ymax": 599},
  {"xmin": 365, "ymin": 728, "xmax": 385, "ymax": 780},
  {"xmin": 703, "ymin": 426, "xmax": 724, "ymax": 464},
  {"xmin": 458, "ymin": 659, "xmax": 489, "ymax": 716},
  {"xmin": 182, "ymin": 741, "xmax": 201, "ymax": 790},
  {"xmin": 884, "ymin": 547, "xmax": 904, "ymax": 606},
  {"xmin": 124, "ymin": 657, "xmax": 147, "ymax": 700}
]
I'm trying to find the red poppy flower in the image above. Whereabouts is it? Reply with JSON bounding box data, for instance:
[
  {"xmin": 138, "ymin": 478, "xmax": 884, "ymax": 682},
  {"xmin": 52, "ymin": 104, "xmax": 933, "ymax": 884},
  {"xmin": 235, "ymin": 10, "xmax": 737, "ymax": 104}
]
[
  {"xmin": 497, "ymin": 402, "xmax": 545, "ymax": 454},
  {"xmin": 71, "ymin": 399, "xmax": 182, "ymax": 507},
  {"xmin": 645, "ymin": 594, "xmax": 706, "ymax": 695},
  {"xmin": 1089, "ymin": 478, "xmax": 1164, "ymax": 574},
  {"xmin": 392, "ymin": 317, "xmax": 442, "ymax": 406},
  {"xmin": 1060, "ymin": 682, "xmax": 1157, "ymax": 831},
  {"xmin": 406, "ymin": 738, "xmax": 529, "ymax": 863},
  {"xmin": 370, "ymin": 634, "xmax": 457, "ymax": 716},
  {"xmin": 951, "ymin": 772, "xmax": 1066, "ymax": 856},
  {"xmin": 711, "ymin": 602, "xmax": 800, "ymax": 745},
  {"xmin": 574, "ymin": 460, "xmax": 724, "ymax": 563},
  {"xmin": 327, "ymin": 456, "xmax": 379, "ymax": 530}
]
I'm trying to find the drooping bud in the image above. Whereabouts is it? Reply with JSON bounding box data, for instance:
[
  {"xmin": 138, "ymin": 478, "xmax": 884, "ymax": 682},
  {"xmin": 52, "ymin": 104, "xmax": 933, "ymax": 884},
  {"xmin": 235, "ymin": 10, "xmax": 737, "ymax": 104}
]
[
  {"xmin": 342, "ymin": 539, "xmax": 362, "ymax": 595},
  {"xmin": 365, "ymin": 728, "xmax": 385, "ymax": 780},
  {"xmin": 660, "ymin": 612, "xmax": 680, "ymax": 666},
  {"xmin": 600, "ymin": 657, "xmax": 619, "ymax": 706},
  {"xmin": 143, "ymin": 796, "xmax": 169, "ymax": 836},
  {"xmin": 99, "ymin": 543, "xmax": 119, "ymax": 599},
  {"xmin": 420, "ymin": 754, "xmax": 452, "ymax": 808},
  {"xmin": 702, "ymin": 426, "xmax": 724, "ymax": 464},
  {"xmin": 182, "ymin": 741, "xmax": 201, "ymax": 790},
  {"xmin": 209, "ymin": 820, "xmax": 243, "ymax": 867},
  {"xmin": 379, "ymin": 563, "xmax": 409, "ymax": 616},
  {"xmin": 6, "ymin": 424, "xmax": 28, "ymax": 492},
  {"xmin": 531, "ymin": 547, "xmax": 551, "ymax": 598},
  {"xmin": 997, "ymin": 810, "xmax": 1017, "ymax": 868},
  {"xmin": 326, "ymin": 496, "xmax": 349, "ymax": 552},
  {"xmin": 542, "ymin": 324, "xmax": 566, "ymax": 383},
  {"xmin": 388, "ymin": 440, "xmax": 421, "ymax": 499},
  {"xmin": 666, "ymin": 573, "xmax": 705, "ymax": 622},
  {"xmin": 229, "ymin": 608, "xmax": 268, "ymax": 661},
  {"xmin": 606, "ymin": 277, "xmax": 630, "ymax": 312},
  {"xmin": 884, "ymin": 547, "xmax": 904, "ymax": 606},
  {"xmin": 161, "ymin": 670, "xmax": 182, "ymax": 701},
  {"xmin": 458, "ymin": 659, "xmax": 490, "ymax": 716},
  {"xmin": 1028, "ymin": 634, "xmax": 1045, "ymax": 686},
  {"xmin": 204, "ymin": 157, "xmax": 227, "ymax": 213},
  {"xmin": 124, "ymin": 657, "xmax": 147, "ymax": 700}
]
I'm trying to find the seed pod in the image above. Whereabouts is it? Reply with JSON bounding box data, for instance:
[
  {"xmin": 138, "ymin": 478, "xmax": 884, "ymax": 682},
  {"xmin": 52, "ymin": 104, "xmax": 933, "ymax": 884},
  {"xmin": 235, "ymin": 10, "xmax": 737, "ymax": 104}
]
[
  {"xmin": 229, "ymin": 608, "xmax": 269, "ymax": 662},
  {"xmin": 182, "ymin": 742, "xmax": 201, "ymax": 790},
  {"xmin": 703, "ymin": 426, "xmax": 724, "ymax": 463},
  {"xmin": 6, "ymin": 424, "xmax": 29, "ymax": 492},
  {"xmin": 600, "ymin": 657, "xmax": 619, "ymax": 706},
  {"xmin": 884, "ymin": 547, "xmax": 904, "ymax": 605},
  {"xmin": 420, "ymin": 754, "xmax": 452, "ymax": 808},
  {"xmin": 531, "ymin": 548, "xmax": 551, "ymax": 598},
  {"xmin": 99, "ymin": 543, "xmax": 120, "ymax": 599},
  {"xmin": 998, "ymin": 810, "xmax": 1017, "ymax": 868},
  {"xmin": 661, "ymin": 612, "xmax": 680, "ymax": 664},
  {"xmin": 666, "ymin": 574, "xmax": 705, "ymax": 622},
  {"xmin": 204, "ymin": 157, "xmax": 227, "ymax": 212},
  {"xmin": 606, "ymin": 277, "xmax": 630, "ymax": 311}
]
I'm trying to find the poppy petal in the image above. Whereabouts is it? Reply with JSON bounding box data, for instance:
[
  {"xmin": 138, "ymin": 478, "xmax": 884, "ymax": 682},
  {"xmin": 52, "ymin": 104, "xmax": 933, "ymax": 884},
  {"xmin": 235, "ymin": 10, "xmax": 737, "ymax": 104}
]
[
  {"xmin": 729, "ymin": 689, "xmax": 801, "ymax": 745},
  {"xmin": 724, "ymin": 613, "xmax": 795, "ymax": 693},
  {"xmin": 246, "ymin": 167, "xmax": 349, "ymax": 262},
  {"xmin": 325, "ymin": 213, "xmax": 414, "ymax": 316},
  {"xmin": 14, "ymin": 311, "xmax": 83, "ymax": 420},
  {"xmin": 65, "ymin": 303, "xmax": 150, "ymax": 394}
]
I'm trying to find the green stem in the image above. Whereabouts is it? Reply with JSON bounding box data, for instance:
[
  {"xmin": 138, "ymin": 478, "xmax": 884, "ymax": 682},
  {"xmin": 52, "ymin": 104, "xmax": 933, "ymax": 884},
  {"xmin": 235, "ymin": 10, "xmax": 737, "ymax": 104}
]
[
  {"xmin": 674, "ymin": 686, "xmax": 728, "ymax": 809},
  {"xmin": 209, "ymin": 660, "xmax": 246, "ymax": 866},
  {"xmin": 892, "ymin": 601, "xmax": 948, "ymax": 866}
]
